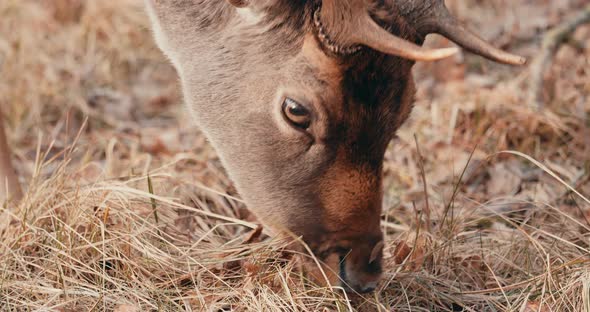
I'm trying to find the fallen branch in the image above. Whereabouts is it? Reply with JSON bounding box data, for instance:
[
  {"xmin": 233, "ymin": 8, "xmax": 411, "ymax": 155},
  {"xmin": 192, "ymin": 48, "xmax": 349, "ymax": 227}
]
[
  {"xmin": 527, "ymin": 3, "xmax": 590, "ymax": 110},
  {"xmin": 0, "ymin": 110, "xmax": 22, "ymax": 203}
]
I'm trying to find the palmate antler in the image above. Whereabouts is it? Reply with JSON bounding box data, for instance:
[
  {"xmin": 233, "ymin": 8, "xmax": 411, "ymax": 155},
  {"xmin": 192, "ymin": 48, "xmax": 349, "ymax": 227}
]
[{"xmin": 317, "ymin": 0, "xmax": 526, "ymax": 65}]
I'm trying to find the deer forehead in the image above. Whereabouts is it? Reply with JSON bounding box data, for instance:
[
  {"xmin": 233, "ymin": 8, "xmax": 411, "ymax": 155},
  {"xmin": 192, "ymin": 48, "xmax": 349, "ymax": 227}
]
[{"xmin": 301, "ymin": 34, "xmax": 342, "ymax": 81}]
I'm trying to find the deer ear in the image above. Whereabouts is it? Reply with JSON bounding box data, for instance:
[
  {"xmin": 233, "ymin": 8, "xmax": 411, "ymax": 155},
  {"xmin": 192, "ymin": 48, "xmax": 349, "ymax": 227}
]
[
  {"xmin": 227, "ymin": 0, "xmax": 249, "ymax": 7},
  {"xmin": 369, "ymin": 240, "xmax": 384, "ymax": 264}
]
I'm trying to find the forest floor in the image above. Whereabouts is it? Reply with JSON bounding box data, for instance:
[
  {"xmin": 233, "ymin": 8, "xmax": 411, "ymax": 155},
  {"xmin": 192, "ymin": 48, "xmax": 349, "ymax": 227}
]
[{"xmin": 1, "ymin": 0, "xmax": 589, "ymax": 311}]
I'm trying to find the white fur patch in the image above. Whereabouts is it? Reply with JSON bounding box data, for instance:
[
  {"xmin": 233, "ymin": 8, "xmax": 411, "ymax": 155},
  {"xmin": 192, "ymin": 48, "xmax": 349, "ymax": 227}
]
[{"xmin": 236, "ymin": 7, "xmax": 262, "ymax": 24}]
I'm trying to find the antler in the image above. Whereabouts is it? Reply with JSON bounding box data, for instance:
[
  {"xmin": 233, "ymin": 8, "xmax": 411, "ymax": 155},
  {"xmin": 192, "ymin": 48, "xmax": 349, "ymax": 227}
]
[
  {"xmin": 318, "ymin": 0, "xmax": 459, "ymax": 61},
  {"xmin": 318, "ymin": 0, "xmax": 526, "ymax": 65}
]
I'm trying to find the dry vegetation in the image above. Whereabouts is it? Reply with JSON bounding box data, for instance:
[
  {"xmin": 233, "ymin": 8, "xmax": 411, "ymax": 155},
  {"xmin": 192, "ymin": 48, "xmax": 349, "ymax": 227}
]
[{"xmin": 1, "ymin": 0, "xmax": 590, "ymax": 311}]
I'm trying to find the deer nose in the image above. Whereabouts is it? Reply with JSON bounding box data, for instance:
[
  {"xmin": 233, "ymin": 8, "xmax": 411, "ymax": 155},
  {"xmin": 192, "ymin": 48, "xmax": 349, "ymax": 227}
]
[
  {"xmin": 353, "ymin": 280, "xmax": 377, "ymax": 293},
  {"xmin": 359, "ymin": 286, "xmax": 376, "ymax": 293}
]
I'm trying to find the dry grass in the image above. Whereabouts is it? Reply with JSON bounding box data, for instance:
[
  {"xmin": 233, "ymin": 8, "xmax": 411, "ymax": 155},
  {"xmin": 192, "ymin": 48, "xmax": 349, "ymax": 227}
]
[{"xmin": 1, "ymin": 0, "xmax": 589, "ymax": 311}]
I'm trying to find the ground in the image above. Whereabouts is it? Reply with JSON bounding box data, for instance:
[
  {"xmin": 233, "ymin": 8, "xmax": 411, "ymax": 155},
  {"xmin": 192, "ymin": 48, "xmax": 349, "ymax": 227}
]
[{"xmin": 1, "ymin": 0, "xmax": 589, "ymax": 311}]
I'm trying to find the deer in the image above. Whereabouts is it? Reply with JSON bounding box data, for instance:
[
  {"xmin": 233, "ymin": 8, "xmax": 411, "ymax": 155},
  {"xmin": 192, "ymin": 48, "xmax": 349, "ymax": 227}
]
[
  {"xmin": 142, "ymin": 0, "xmax": 526, "ymax": 293},
  {"xmin": 0, "ymin": 0, "xmax": 526, "ymax": 294}
]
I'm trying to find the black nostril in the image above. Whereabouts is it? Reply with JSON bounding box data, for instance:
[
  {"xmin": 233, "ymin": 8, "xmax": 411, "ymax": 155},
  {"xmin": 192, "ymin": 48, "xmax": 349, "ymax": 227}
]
[{"xmin": 360, "ymin": 286, "xmax": 375, "ymax": 293}]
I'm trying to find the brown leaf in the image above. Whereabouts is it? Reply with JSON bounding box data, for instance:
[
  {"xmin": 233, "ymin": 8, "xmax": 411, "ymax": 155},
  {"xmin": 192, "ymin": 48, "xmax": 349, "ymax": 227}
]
[
  {"xmin": 451, "ymin": 254, "xmax": 488, "ymax": 287},
  {"xmin": 407, "ymin": 235, "xmax": 430, "ymax": 271},
  {"xmin": 522, "ymin": 301, "xmax": 551, "ymax": 312},
  {"xmin": 242, "ymin": 225, "xmax": 263, "ymax": 244},
  {"xmin": 393, "ymin": 241, "xmax": 412, "ymax": 265},
  {"xmin": 222, "ymin": 259, "xmax": 243, "ymax": 272},
  {"xmin": 394, "ymin": 235, "xmax": 433, "ymax": 271},
  {"xmin": 243, "ymin": 261, "xmax": 260, "ymax": 276}
]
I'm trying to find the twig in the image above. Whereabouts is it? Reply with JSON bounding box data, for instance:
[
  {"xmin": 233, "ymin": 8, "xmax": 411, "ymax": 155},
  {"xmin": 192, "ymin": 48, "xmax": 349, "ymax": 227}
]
[
  {"xmin": 0, "ymin": 109, "xmax": 22, "ymax": 203},
  {"xmin": 528, "ymin": 4, "xmax": 590, "ymax": 110},
  {"xmin": 440, "ymin": 144, "xmax": 478, "ymax": 230},
  {"xmin": 414, "ymin": 135, "xmax": 431, "ymax": 233},
  {"xmin": 147, "ymin": 175, "xmax": 162, "ymax": 237}
]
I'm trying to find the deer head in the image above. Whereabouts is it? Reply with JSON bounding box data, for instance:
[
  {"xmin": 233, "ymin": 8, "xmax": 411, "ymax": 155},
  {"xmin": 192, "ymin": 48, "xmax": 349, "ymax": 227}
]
[{"xmin": 145, "ymin": 0, "xmax": 524, "ymax": 293}]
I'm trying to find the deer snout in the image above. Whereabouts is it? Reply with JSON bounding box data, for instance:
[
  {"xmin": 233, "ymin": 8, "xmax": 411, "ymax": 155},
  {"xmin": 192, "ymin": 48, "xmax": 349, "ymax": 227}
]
[
  {"xmin": 342, "ymin": 269, "xmax": 379, "ymax": 293},
  {"xmin": 338, "ymin": 240, "xmax": 384, "ymax": 294},
  {"xmin": 356, "ymin": 283, "xmax": 377, "ymax": 294},
  {"xmin": 341, "ymin": 258, "xmax": 382, "ymax": 294}
]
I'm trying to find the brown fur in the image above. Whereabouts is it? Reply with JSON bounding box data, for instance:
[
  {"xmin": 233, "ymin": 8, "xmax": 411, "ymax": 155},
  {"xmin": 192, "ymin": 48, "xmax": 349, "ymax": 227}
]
[{"xmin": 145, "ymin": 0, "xmax": 420, "ymax": 293}]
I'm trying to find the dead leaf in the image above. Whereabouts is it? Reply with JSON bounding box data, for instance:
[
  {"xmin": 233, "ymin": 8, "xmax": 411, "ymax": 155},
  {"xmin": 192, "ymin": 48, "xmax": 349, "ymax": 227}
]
[
  {"xmin": 451, "ymin": 254, "xmax": 488, "ymax": 287},
  {"xmin": 394, "ymin": 235, "xmax": 433, "ymax": 271},
  {"xmin": 407, "ymin": 235, "xmax": 431, "ymax": 271},
  {"xmin": 522, "ymin": 301, "xmax": 551, "ymax": 312},
  {"xmin": 243, "ymin": 261, "xmax": 260, "ymax": 276},
  {"xmin": 393, "ymin": 241, "xmax": 411, "ymax": 265},
  {"xmin": 242, "ymin": 225, "xmax": 263, "ymax": 244}
]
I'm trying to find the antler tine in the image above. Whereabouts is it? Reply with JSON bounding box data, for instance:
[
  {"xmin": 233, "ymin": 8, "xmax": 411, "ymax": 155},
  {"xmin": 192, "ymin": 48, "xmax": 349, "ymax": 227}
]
[
  {"xmin": 353, "ymin": 14, "xmax": 459, "ymax": 62},
  {"xmin": 437, "ymin": 22, "xmax": 526, "ymax": 65},
  {"xmin": 398, "ymin": 0, "xmax": 527, "ymax": 66}
]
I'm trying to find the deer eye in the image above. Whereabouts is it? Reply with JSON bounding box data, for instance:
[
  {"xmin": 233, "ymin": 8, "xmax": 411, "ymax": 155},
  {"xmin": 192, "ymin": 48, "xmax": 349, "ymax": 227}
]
[{"xmin": 282, "ymin": 98, "xmax": 311, "ymax": 129}]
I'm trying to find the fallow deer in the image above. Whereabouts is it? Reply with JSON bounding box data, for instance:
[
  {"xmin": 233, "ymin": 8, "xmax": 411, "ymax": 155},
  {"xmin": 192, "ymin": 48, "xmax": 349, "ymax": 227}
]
[
  {"xmin": 0, "ymin": 0, "xmax": 526, "ymax": 294},
  {"xmin": 143, "ymin": 0, "xmax": 525, "ymax": 293}
]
